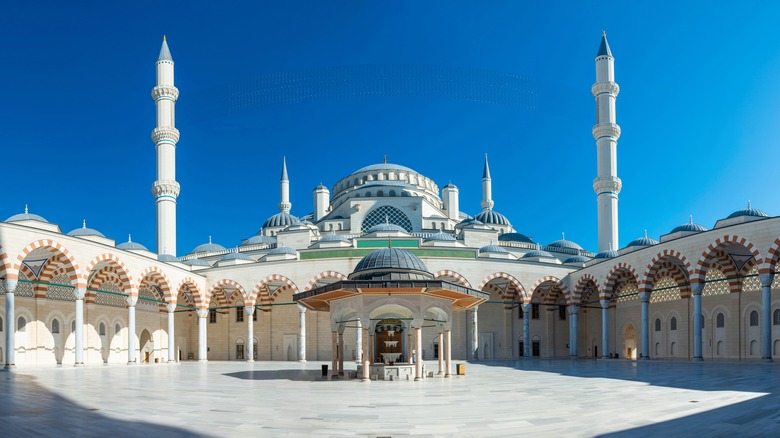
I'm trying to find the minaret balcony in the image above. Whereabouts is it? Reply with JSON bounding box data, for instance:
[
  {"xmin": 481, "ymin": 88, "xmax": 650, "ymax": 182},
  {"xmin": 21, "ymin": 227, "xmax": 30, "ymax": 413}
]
[
  {"xmin": 591, "ymin": 81, "xmax": 619, "ymax": 97},
  {"xmin": 592, "ymin": 123, "xmax": 620, "ymax": 140},
  {"xmin": 152, "ymin": 127, "xmax": 180, "ymax": 144},
  {"xmin": 151, "ymin": 85, "xmax": 179, "ymax": 101}
]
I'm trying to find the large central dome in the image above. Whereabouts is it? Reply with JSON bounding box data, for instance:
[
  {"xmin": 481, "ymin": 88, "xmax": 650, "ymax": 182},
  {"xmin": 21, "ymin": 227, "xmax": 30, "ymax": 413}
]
[
  {"xmin": 349, "ymin": 247, "xmax": 433, "ymax": 281},
  {"xmin": 353, "ymin": 163, "xmax": 416, "ymax": 174}
]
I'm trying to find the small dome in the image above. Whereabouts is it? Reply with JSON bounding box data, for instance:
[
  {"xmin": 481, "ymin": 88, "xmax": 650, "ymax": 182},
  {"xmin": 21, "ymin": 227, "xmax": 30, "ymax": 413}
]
[
  {"xmin": 67, "ymin": 220, "xmax": 105, "ymax": 238},
  {"xmin": 443, "ymin": 182, "xmax": 457, "ymax": 189},
  {"xmin": 563, "ymin": 255, "xmax": 590, "ymax": 264},
  {"xmin": 184, "ymin": 258, "xmax": 211, "ymax": 267},
  {"xmin": 157, "ymin": 254, "xmax": 178, "ymax": 262},
  {"xmin": 594, "ymin": 249, "xmax": 618, "ymax": 259},
  {"xmin": 315, "ymin": 183, "xmax": 328, "ymax": 190},
  {"xmin": 242, "ymin": 235, "xmax": 277, "ymax": 246},
  {"xmin": 458, "ymin": 217, "xmax": 483, "ymax": 227},
  {"xmin": 191, "ymin": 237, "xmax": 226, "ymax": 254},
  {"xmin": 6, "ymin": 205, "xmax": 48, "ymax": 223},
  {"xmin": 352, "ymin": 247, "xmax": 429, "ymax": 276},
  {"xmin": 366, "ymin": 222, "xmax": 407, "ymax": 233},
  {"xmin": 479, "ymin": 244, "xmax": 508, "ymax": 254},
  {"xmin": 117, "ymin": 235, "xmax": 148, "ymax": 251},
  {"xmin": 498, "ymin": 233, "xmax": 534, "ymax": 244},
  {"xmin": 320, "ymin": 233, "xmax": 350, "ymax": 243},
  {"xmin": 474, "ymin": 209, "xmax": 511, "ymax": 226},
  {"xmin": 547, "ymin": 236, "xmax": 583, "ymax": 251},
  {"xmin": 627, "ymin": 231, "xmax": 659, "ymax": 248},
  {"xmin": 424, "ymin": 231, "xmax": 457, "ymax": 242},
  {"xmin": 219, "ymin": 252, "xmax": 254, "ymax": 262},
  {"xmin": 262, "ymin": 212, "xmax": 301, "ymax": 229},
  {"xmin": 670, "ymin": 216, "xmax": 708, "ymax": 233},
  {"xmin": 523, "ymin": 249, "xmax": 555, "ymax": 258},
  {"xmin": 267, "ymin": 246, "xmax": 297, "ymax": 256},
  {"xmin": 726, "ymin": 201, "xmax": 768, "ymax": 219}
]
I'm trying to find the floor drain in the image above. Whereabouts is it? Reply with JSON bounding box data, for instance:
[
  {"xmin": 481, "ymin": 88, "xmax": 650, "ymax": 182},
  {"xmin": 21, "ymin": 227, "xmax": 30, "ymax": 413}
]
[{"xmin": 689, "ymin": 400, "xmax": 699, "ymax": 403}]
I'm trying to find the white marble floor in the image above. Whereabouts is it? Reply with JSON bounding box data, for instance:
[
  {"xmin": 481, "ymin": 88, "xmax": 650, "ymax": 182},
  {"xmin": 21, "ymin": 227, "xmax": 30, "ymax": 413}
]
[{"xmin": 2, "ymin": 359, "xmax": 779, "ymax": 437}]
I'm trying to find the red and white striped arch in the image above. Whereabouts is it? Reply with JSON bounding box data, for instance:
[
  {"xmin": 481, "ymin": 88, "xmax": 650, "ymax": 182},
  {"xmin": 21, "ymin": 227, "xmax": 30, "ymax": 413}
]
[
  {"xmin": 208, "ymin": 279, "xmax": 248, "ymax": 305},
  {"xmin": 84, "ymin": 253, "xmax": 133, "ymax": 295},
  {"xmin": 434, "ymin": 270, "xmax": 473, "ymax": 288},
  {"xmin": 136, "ymin": 266, "xmax": 172, "ymax": 301},
  {"xmin": 601, "ymin": 262, "xmax": 639, "ymax": 301},
  {"xmin": 694, "ymin": 235, "xmax": 762, "ymax": 283},
  {"xmin": 641, "ymin": 249, "xmax": 692, "ymax": 293},
  {"xmin": 477, "ymin": 272, "xmax": 527, "ymax": 303},
  {"xmin": 12, "ymin": 240, "xmax": 81, "ymax": 287},
  {"xmin": 176, "ymin": 277, "xmax": 204, "ymax": 308},
  {"xmin": 529, "ymin": 276, "xmax": 569, "ymax": 305},
  {"xmin": 250, "ymin": 274, "xmax": 299, "ymax": 309},
  {"xmin": 573, "ymin": 274, "xmax": 600, "ymax": 305},
  {"xmin": 303, "ymin": 271, "xmax": 348, "ymax": 291}
]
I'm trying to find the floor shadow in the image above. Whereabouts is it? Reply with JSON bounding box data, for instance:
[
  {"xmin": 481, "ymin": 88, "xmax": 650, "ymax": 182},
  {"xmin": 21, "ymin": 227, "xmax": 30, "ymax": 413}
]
[{"xmin": 224, "ymin": 368, "xmax": 335, "ymax": 382}]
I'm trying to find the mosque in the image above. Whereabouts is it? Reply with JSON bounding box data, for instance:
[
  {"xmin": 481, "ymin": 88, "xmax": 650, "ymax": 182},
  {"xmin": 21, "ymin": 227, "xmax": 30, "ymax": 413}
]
[{"xmin": 2, "ymin": 34, "xmax": 780, "ymax": 376}]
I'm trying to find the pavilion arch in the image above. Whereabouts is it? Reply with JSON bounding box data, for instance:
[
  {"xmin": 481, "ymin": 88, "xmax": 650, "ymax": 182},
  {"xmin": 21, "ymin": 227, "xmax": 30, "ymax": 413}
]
[
  {"xmin": 84, "ymin": 254, "xmax": 132, "ymax": 294},
  {"xmin": 176, "ymin": 277, "xmax": 204, "ymax": 309},
  {"xmin": 433, "ymin": 270, "xmax": 473, "ymax": 288},
  {"xmin": 208, "ymin": 279, "xmax": 248, "ymax": 306},
  {"xmin": 11, "ymin": 239, "xmax": 81, "ymax": 287},
  {"xmin": 573, "ymin": 274, "xmax": 600, "ymax": 306},
  {"xmin": 303, "ymin": 271, "xmax": 348, "ymax": 291},
  {"xmin": 250, "ymin": 274, "xmax": 299, "ymax": 310},
  {"xmin": 641, "ymin": 250, "xmax": 692, "ymax": 294},
  {"xmin": 477, "ymin": 272, "xmax": 528, "ymax": 305},
  {"xmin": 601, "ymin": 263, "xmax": 639, "ymax": 301},
  {"xmin": 423, "ymin": 304, "xmax": 451, "ymax": 326},
  {"xmin": 694, "ymin": 235, "xmax": 762, "ymax": 285},
  {"xmin": 135, "ymin": 267, "xmax": 172, "ymax": 301}
]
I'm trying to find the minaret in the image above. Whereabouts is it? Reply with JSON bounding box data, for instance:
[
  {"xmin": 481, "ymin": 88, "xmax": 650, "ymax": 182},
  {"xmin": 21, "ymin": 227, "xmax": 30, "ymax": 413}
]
[
  {"xmin": 313, "ymin": 183, "xmax": 330, "ymax": 221},
  {"xmin": 279, "ymin": 157, "xmax": 292, "ymax": 213},
  {"xmin": 480, "ymin": 154, "xmax": 494, "ymax": 210},
  {"xmin": 592, "ymin": 32, "xmax": 622, "ymax": 252},
  {"xmin": 151, "ymin": 36, "xmax": 180, "ymax": 256}
]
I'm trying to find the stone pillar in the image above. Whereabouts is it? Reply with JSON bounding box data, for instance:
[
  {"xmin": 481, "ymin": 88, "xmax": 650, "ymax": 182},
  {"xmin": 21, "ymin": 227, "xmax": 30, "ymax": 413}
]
[
  {"xmin": 338, "ymin": 332, "xmax": 345, "ymax": 376},
  {"xmin": 127, "ymin": 296, "xmax": 137, "ymax": 364},
  {"xmin": 408, "ymin": 330, "xmax": 413, "ymax": 364},
  {"xmin": 471, "ymin": 306, "xmax": 479, "ymax": 360},
  {"xmin": 639, "ymin": 292, "xmax": 650, "ymax": 359},
  {"xmin": 166, "ymin": 303, "xmax": 176, "ymax": 363},
  {"xmin": 568, "ymin": 305, "xmax": 579, "ymax": 357},
  {"xmin": 414, "ymin": 326, "xmax": 423, "ymax": 381},
  {"xmin": 760, "ymin": 273, "xmax": 775, "ymax": 361},
  {"xmin": 361, "ymin": 326, "xmax": 370, "ymax": 381},
  {"xmin": 74, "ymin": 287, "xmax": 86, "ymax": 366},
  {"xmin": 4, "ymin": 279, "xmax": 17, "ymax": 368},
  {"xmin": 246, "ymin": 306, "xmax": 256, "ymax": 362},
  {"xmin": 196, "ymin": 309, "xmax": 208, "ymax": 362},
  {"xmin": 297, "ymin": 305, "xmax": 306, "ymax": 362},
  {"xmin": 523, "ymin": 303, "xmax": 531, "ymax": 357},
  {"xmin": 437, "ymin": 331, "xmax": 443, "ymax": 374},
  {"xmin": 355, "ymin": 319, "xmax": 362, "ymax": 364},
  {"xmin": 331, "ymin": 331, "xmax": 338, "ymax": 378},
  {"xmin": 445, "ymin": 329, "xmax": 452, "ymax": 378},
  {"xmin": 600, "ymin": 300, "xmax": 609, "ymax": 358},
  {"xmin": 691, "ymin": 282, "xmax": 704, "ymax": 361},
  {"xmin": 369, "ymin": 331, "xmax": 374, "ymax": 365}
]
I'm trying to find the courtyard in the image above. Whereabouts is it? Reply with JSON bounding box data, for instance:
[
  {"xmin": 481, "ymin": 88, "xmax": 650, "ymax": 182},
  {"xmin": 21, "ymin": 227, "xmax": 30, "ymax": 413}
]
[{"xmin": 1, "ymin": 359, "xmax": 779, "ymax": 437}]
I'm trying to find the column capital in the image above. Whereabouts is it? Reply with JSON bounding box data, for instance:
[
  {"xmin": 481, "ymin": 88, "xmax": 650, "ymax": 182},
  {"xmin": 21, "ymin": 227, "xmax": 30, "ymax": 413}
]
[
  {"xmin": 245, "ymin": 305, "xmax": 256, "ymax": 315},
  {"xmin": 297, "ymin": 304, "xmax": 307, "ymax": 313},
  {"xmin": 166, "ymin": 303, "xmax": 176, "ymax": 313},
  {"xmin": 72, "ymin": 287, "xmax": 86, "ymax": 300},
  {"xmin": 759, "ymin": 273, "xmax": 775, "ymax": 288},
  {"xmin": 126, "ymin": 296, "xmax": 138, "ymax": 307},
  {"xmin": 196, "ymin": 308, "xmax": 208, "ymax": 319},
  {"xmin": 3, "ymin": 278, "xmax": 17, "ymax": 292},
  {"xmin": 690, "ymin": 282, "xmax": 704, "ymax": 296},
  {"xmin": 522, "ymin": 302, "xmax": 532, "ymax": 311},
  {"xmin": 568, "ymin": 305, "xmax": 580, "ymax": 315},
  {"xmin": 599, "ymin": 299, "xmax": 610, "ymax": 309},
  {"xmin": 639, "ymin": 292, "xmax": 651, "ymax": 302}
]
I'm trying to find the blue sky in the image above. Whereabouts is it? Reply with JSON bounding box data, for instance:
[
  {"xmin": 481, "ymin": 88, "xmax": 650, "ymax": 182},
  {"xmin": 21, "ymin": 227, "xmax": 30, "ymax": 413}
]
[{"xmin": 2, "ymin": 1, "xmax": 780, "ymax": 255}]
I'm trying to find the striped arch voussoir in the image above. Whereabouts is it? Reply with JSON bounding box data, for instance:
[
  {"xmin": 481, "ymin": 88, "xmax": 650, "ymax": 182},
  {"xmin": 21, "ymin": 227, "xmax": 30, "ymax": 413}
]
[
  {"xmin": 84, "ymin": 253, "xmax": 132, "ymax": 294},
  {"xmin": 601, "ymin": 262, "xmax": 638, "ymax": 300},
  {"xmin": 251, "ymin": 274, "xmax": 299, "ymax": 309},
  {"xmin": 477, "ymin": 272, "xmax": 526, "ymax": 302},
  {"xmin": 695, "ymin": 235, "xmax": 763, "ymax": 281},
  {"xmin": 763, "ymin": 238, "xmax": 780, "ymax": 275},
  {"xmin": 176, "ymin": 277, "xmax": 203, "ymax": 307},
  {"xmin": 530, "ymin": 276, "xmax": 568, "ymax": 305},
  {"xmin": 208, "ymin": 279, "xmax": 248, "ymax": 304},
  {"xmin": 641, "ymin": 250, "xmax": 691, "ymax": 292},
  {"xmin": 303, "ymin": 271, "xmax": 348, "ymax": 291},
  {"xmin": 573, "ymin": 274, "xmax": 599, "ymax": 304},
  {"xmin": 14, "ymin": 240, "xmax": 81, "ymax": 287},
  {"xmin": 0, "ymin": 244, "xmax": 9, "ymax": 277},
  {"xmin": 433, "ymin": 270, "xmax": 472, "ymax": 288},
  {"xmin": 136, "ymin": 266, "xmax": 172, "ymax": 301}
]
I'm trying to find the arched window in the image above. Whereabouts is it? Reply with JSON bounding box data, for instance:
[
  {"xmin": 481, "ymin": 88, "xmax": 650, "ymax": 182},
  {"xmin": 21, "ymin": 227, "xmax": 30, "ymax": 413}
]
[
  {"xmin": 377, "ymin": 190, "xmax": 384, "ymax": 197},
  {"xmin": 0, "ymin": 316, "xmax": 3, "ymax": 332},
  {"xmin": 431, "ymin": 222, "xmax": 437, "ymax": 230},
  {"xmin": 670, "ymin": 317, "xmax": 677, "ymax": 331},
  {"xmin": 361, "ymin": 205, "xmax": 414, "ymax": 233},
  {"xmin": 654, "ymin": 318, "xmax": 661, "ymax": 332},
  {"xmin": 717, "ymin": 313, "xmax": 725, "ymax": 328},
  {"xmin": 389, "ymin": 190, "xmax": 396, "ymax": 197},
  {"xmin": 774, "ymin": 309, "xmax": 780, "ymax": 326},
  {"xmin": 701, "ymin": 314, "xmax": 705, "ymax": 329},
  {"xmin": 99, "ymin": 322, "xmax": 106, "ymax": 336},
  {"xmin": 72, "ymin": 320, "xmax": 76, "ymax": 332},
  {"xmin": 365, "ymin": 191, "xmax": 371, "ymax": 197},
  {"xmin": 441, "ymin": 222, "xmax": 446, "ymax": 230},
  {"xmin": 17, "ymin": 316, "xmax": 26, "ymax": 332},
  {"xmin": 338, "ymin": 223, "xmax": 343, "ymax": 231},
  {"xmin": 51, "ymin": 319, "xmax": 60, "ymax": 334},
  {"xmin": 750, "ymin": 310, "xmax": 759, "ymax": 327},
  {"xmin": 115, "ymin": 324, "xmax": 121, "ymax": 335}
]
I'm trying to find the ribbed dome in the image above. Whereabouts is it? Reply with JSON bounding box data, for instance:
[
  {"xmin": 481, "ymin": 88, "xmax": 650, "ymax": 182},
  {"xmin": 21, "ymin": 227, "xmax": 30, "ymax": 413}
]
[
  {"xmin": 191, "ymin": 238, "xmax": 226, "ymax": 254},
  {"xmin": 563, "ymin": 255, "xmax": 590, "ymax": 264},
  {"xmin": 219, "ymin": 252, "xmax": 254, "ymax": 262},
  {"xmin": 320, "ymin": 233, "xmax": 350, "ymax": 242},
  {"xmin": 479, "ymin": 244, "xmax": 508, "ymax": 254},
  {"xmin": 354, "ymin": 163, "xmax": 415, "ymax": 174},
  {"xmin": 267, "ymin": 246, "xmax": 297, "ymax": 255},
  {"xmin": 474, "ymin": 209, "xmax": 511, "ymax": 226},
  {"xmin": 6, "ymin": 206, "xmax": 48, "ymax": 223},
  {"xmin": 671, "ymin": 216, "xmax": 708, "ymax": 233},
  {"xmin": 498, "ymin": 233, "xmax": 534, "ymax": 244},
  {"xmin": 67, "ymin": 221, "xmax": 105, "ymax": 238},
  {"xmin": 262, "ymin": 212, "xmax": 301, "ymax": 229},
  {"xmin": 117, "ymin": 235, "xmax": 148, "ymax": 251},
  {"xmin": 523, "ymin": 250, "xmax": 554, "ymax": 258},
  {"xmin": 366, "ymin": 222, "xmax": 407, "ymax": 233},
  {"xmin": 594, "ymin": 249, "xmax": 618, "ymax": 259},
  {"xmin": 350, "ymin": 248, "xmax": 431, "ymax": 281},
  {"xmin": 727, "ymin": 202, "xmax": 768, "ymax": 219},
  {"xmin": 424, "ymin": 231, "xmax": 457, "ymax": 242},
  {"xmin": 184, "ymin": 258, "xmax": 211, "ymax": 267},
  {"xmin": 627, "ymin": 232, "xmax": 659, "ymax": 248},
  {"xmin": 242, "ymin": 235, "xmax": 277, "ymax": 246},
  {"xmin": 547, "ymin": 238, "xmax": 583, "ymax": 251}
]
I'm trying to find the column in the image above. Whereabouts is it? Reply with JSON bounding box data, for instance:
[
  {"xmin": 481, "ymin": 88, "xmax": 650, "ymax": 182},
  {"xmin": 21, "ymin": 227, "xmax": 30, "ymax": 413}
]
[
  {"xmin": 408, "ymin": 330, "xmax": 413, "ymax": 364},
  {"xmin": 196, "ymin": 309, "xmax": 208, "ymax": 362},
  {"xmin": 760, "ymin": 273, "xmax": 774, "ymax": 361},
  {"xmin": 4, "ymin": 279, "xmax": 17, "ymax": 368},
  {"xmin": 297, "ymin": 305, "xmax": 306, "ymax": 362},
  {"xmin": 246, "ymin": 306, "xmax": 255, "ymax": 362},
  {"xmin": 338, "ymin": 332, "xmax": 345, "ymax": 376},
  {"xmin": 437, "ymin": 331, "xmax": 443, "ymax": 374},
  {"xmin": 331, "ymin": 331, "xmax": 337, "ymax": 378},
  {"xmin": 523, "ymin": 303, "xmax": 531, "ymax": 357},
  {"xmin": 444, "ymin": 329, "xmax": 452, "ymax": 378},
  {"xmin": 471, "ymin": 306, "xmax": 479, "ymax": 360},
  {"xmin": 600, "ymin": 300, "xmax": 610, "ymax": 358},
  {"xmin": 568, "ymin": 305, "xmax": 579, "ymax": 357},
  {"xmin": 361, "ymin": 325, "xmax": 370, "ymax": 381},
  {"xmin": 691, "ymin": 282, "xmax": 704, "ymax": 361},
  {"xmin": 74, "ymin": 287, "xmax": 86, "ymax": 366},
  {"xmin": 414, "ymin": 326, "xmax": 423, "ymax": 381},
  {"xmin": 369, "ymin": 330, "xmax": 374, "ymax": 365},
  {"xmin": 127, "ymin": 296, "xmax": 137, "ymax": 364},
  {"xmin": 166, "ymin": 303, "xmax": 176, "ymax": 363},
  {"xmin": 639, "ymin": 292, "xmax": 650, "ymax": 359},
  {"xmin": 355, "ymin": 319, "xmax": 362, "ymax": 364}
]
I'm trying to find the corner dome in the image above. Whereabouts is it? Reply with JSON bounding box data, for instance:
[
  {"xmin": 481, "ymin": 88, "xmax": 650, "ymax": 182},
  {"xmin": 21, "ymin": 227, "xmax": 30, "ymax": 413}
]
[
  {"xmin": 184, "ymin": 258, "xmax": 211, "ymax": 267},
  {"xmin": 191, "ymin": 238, "xmax": 226, "ymax": 254},
  {"xmin": 366, "ymin": 222, "xmax": 407, "ymax": 233},
  {"xmin": 267, "ymin": 246, "xmax": 297, "ymax": 256},
  {"xmin": 242, "ymin": 235, "xmax": 277, "ymax": 246},
  {"xmin": 594, "ymin": 249, "xmax": 618, "ymax": 259},
  {"xmin": 498, "ymin": 233, "xmax": 534, "ymax": 244},
  {"xmin": 547, "ymin": 238, "xmax": 583, "ymax": 251},
  {"xmin": 474, "ymin": 209, "xmax": 511, "ymax": 226},
  {"xmin": 117, "ymin": 235, "xmax": 148, "ymax": 251},
  {"xmin": 627, "ymin": 231, "xmax": 659, "ymax": 248},
  {"xmin": 563, "ymin": 255, "xmax": 590, "ymax": 264},
  {"xmin": 6, "ymin": 206, "xmax": 48, "ymax": 223},
  {"xmin": 350, "ymin": 247, "xmax": 431, "ymax": 281},
  {"xmin": 67, "ymin": 221, "xmax": 105, "ymax": 238},
  {"xmin": 262, "ymin": 212, "xmax": 301, "ymax": 229},
  {"xmin": 424, "ymin": 231, "xmax": 456, "ymax": 242},
  {"xmin": 479, "ymin": 244, "xmax": 508, "ymax": 254},
  {"xmin": 671, "ymin": 216, "xmax": 708, "ymax": 233},
  {"xmin": 523, "ymin": 249, "xmax": 554, "ymax": 258},
  {"xmin": 727, "ymin": 202, "xmax": 768, "ymax": 219}
]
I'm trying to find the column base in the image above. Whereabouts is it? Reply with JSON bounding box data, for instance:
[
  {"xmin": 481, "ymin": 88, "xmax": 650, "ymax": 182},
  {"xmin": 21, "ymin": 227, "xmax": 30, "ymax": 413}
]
[
  {"xmin": 639, "ymin": 356, "xmax": 650, "ymax": 360},
  {"xmin": 693, "ymin": 356, "xmax": 704, "ymax": 362},
  {"xmin": 437, "ymin": 371, "xmax": 443, "ymax": 375},
  {"xmin": 299, "ymin": 359, "xmax": 306, "ymax": 362},
  {"xmin": 444, "ymin": 373, "xmax": 451, "ymax": 378},
  {"xmin": 602, "ymin": 355, "xmax": 610, "ymax": 359},
  {"xmin": 414, "ymin": 377, "xmax": 421, "ymax": 381},
  {"xmin": 246, "ymin": 359, "xmax": 255, "ymax": 363},
  {"xmin": 3, "ymin": 364, "xmax": 15, "ymax": 370},
  {"xmin": 198, "ymin": 359, "xmax": 208, "ymax": 363},
  {"xmin": 74, "ymin": 363, "xmax": 85, "ymax": 367},
  {"xmin": 762, "ymin": 357, "xmax": 773, "ymax": 362}
]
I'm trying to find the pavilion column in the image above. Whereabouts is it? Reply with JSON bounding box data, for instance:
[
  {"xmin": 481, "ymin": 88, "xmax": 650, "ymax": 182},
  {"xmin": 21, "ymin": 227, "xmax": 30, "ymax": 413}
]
[
  {"xmin": 691, "ymin": 282, "xmax": 704, "ymax": 361},
  {"xmin": 408, "ymin": 330, "xmax": 413, "ymax": 364},
  {"xmin": 639, "ymin": 292, "xmax": 650, "ymax": 359},
  {"xmin": 127, "ymin": 296, "xmax": 137, "ymax": 364},
  {"xmin": 355, "ymin": 319, "xmax": 362, "ymax": 363},
  {"xmin": 166, "ymin": 303, "xmax": 176, "ymax": 363},
  {"xmin": 760, "ymin": 273, "xmax": 774, "ymax": 361},
  {"xmin": 444, "ymin": 329, "xmax": 452, "ymax": 377},
  {"xmin": 73, "ymin": 287, "xmax": 86, "ymax": 366},
  {"xmin": 523, "ymin": 303, "xmax": 531, "ymax": 357},
  {"xmin": 4, "ymin": 279, "xmax": 17, "ymax": 368},
  {"xmin": 331, "ymin": 331, "xmax": 338, "ymax": 378},
  {"xmin": 471, "ymin": 306, "xmax": 479, "ymax": 360},
  {"xmin": 361, "ymin": 325, "xmax": 370, "ymax": 381},
  {"xmin": 297, "ymin": 305, "xmax": 306, "ymax": 362},
  {"xmin": 246, "ymin": 306, "xmax": 256, "ymax": 362},
  {"xmin": 437, "ymin": 331, "xmax": 443, "ymax": 374},
  {"xmin": 196, "ymin": 309, "xmax": 208, "ymax": 362},
  {"xmin": 414, "ymin": 326, "xmax": 423, "ymax": 381},
  {"xmin": 568, "ymin": 305, "xmax": 579, "ymax": 358},
  {"xmin": 338, "ymin": 332, "xmax": 345, "ymax": 376},
  {"xmin": 600, "ymin": 300, "xmax": 610, "ymax": 359}
]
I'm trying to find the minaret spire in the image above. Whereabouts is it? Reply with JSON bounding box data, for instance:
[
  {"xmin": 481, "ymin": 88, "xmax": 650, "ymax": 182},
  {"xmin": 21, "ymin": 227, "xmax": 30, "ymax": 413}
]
[
  {"xmin": 592, "ymin": 32, "xmax": 622, "ymax": 252},
  {"xmin": 480, "ymin": 154, "xmax": 494, "ymax": 210},
  {"xmin": 279, "ymin": 156, "xmax": 292, "ymax": 213},
  {"xmin": 151, "ymin": 36, "xmax": 181, "ymax": 256}
]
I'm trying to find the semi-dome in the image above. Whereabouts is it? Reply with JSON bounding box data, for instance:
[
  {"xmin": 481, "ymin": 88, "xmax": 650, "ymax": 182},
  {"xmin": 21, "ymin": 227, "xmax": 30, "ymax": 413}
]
[
  {"xmin": 242, "ymin": 235, "xmax": 277, "ymax": 245},
  {"xmin": 366, "ymin": 222, "xmax": 407, "ymax": 234},
  {"xmin": 424, "ymin": 231, "xmax": 457, "ymax": 242},
  {"xmin": 523, "ymin": 249, "xmax": 555, "ymax": 258},
  {"xmin": 474, "ymin": 209, "xmax": 511, "ymax": 226},
  {"xmin": 67, "ymin": 220, "xmax": 105, "ymax": 238},
  {"xmin": 627, "ymin": 231, "xmax": 659, "ymax": 248},
  {"xmin": 498, "ymin": 233, "xmax": 534, "ymax": 244},
  {"xmin": 594, "ymin": 249, "xmax": 618, "ymax": 259},
  {"xmin": 479, "ymin": 244, "xmax": 508, "ymax": 254},
  {"xmin": 547, "ymin": 236, "xmax": 583, "ymax": 251},
  {"xmin": 184, "ymin": 258, "xmax": 211, "ymax": 267},
  {"xmin": 219, "ymin": 252, "xmax": 254, "ymax": 262},
  {"xmin": 262, "ymin": 211, "xmax": 301, "ymax": 229},
  {"xmin": 563, "ymin": 255, "xmax": 591, "ymax": 264},
  {"xmin": 117, "ymin": 235, "xmax": 148, "ymax": 251},
  {"xmin": 349, "ymin": 247, "xmax": 432, "ymax": 281},
  {"xmin": 319, "ymin": 232, "xmax": 350, "ymax": 243},
  {"xmin": 190, "ymin": 237, "xmax": 226, "ymax": 254},
  {"xmin": 726, "ymin": 201, "xmax": 768, "ymax": 219},
  {"xmin": 670, "ymin": 216, "xmax": 708, "ymax": 233},
  {"xmin": 267, "ymin": 245, "xmax": 297, "ymax": 256},
  {"xmin": 6, "ymin": 206, "xmax": 48, "ymax": 223}
]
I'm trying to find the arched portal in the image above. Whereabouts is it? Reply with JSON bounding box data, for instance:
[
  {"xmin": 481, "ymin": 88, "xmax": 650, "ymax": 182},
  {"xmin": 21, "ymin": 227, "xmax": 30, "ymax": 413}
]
[
  {"xmin": 139, "ymin": 329, "xmax": 153, "ymax": 363},
  {"xmin": 623, "ymin": 324, "xmax": 637, "ymax": 359}
]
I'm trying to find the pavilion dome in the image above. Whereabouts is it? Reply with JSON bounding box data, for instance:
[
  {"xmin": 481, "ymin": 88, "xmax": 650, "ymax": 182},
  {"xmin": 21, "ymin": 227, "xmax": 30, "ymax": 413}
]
[
  {"xmin": 242, "ymin": 235, "xmax": 277, "ymax": 246},
  {"xmin": 190, "ymin": 237, "xmax": 226, "ymax": 254},
  {"xmin": 547, "ymin": 237, "xmax": 583, "ymax": 251},
  {"xmin": 319, "ymin": 233, "xmax": 350, "ymax": 243},
  {"xmin": 219, "ymin": 252, "xmax": 254, "ymax": 262},
  {"xmin": 6, "ymin": 206, "xmax": 48, "ymax": 223},
  {"xmin": 498, "ymin": 233, "xmax": 534, "ymax": 244},
  {"xmin": 458, "ymin": 217, "xmax": 483, "ymax": 227},
  {"xmin": 349, "ymin": 247, "xmax": 432, "ymax": 281},
  {"xmin": 726, "ymin": 201, "xmax": 768, "ymax": 219},
  {"xmin": 626, "ymin": 231, "xmax": 659, "ymax": 248},
  {"xmin": 353, "ymin": 163, "xmax": 416, "ymax": 174},
  {"xmin": 262, "ymin": 212, "xmax": 301, "ymax": 229},
  {"xmin": 424, "ymin": 231, "xmax": 456, "ymax": 242},
  {"xmin": 157, "ymin": 254, "xmax": 178, "ymax": 262},
  {"xmin": 117, "ymin": 235, "xmax": 148, "ymax": 251},
  {"xmin": 479, "ymin": 244, "xmax": 508, "ymax": 254},
  {"xmin": 66, "ymin": 220, "xmax": 105, "ymax": 238},
  {"xmin": 670, "ymin": 216, "xmax": 708, "ymax": 233},
  {"xmin": 474, "ymin": 209, "xmax": 511, "ymax": 226}
]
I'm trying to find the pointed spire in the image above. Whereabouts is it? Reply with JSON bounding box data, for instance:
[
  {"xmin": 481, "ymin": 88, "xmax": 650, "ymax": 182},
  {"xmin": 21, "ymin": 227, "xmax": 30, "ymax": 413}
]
[
  {"xmin": 748, "ymin": 200, "xmax": 752, "ymax": 209},
  {"xmin": 82, "ymin": 219, "xmax": 87, "ymax": 229},
  {"xmin": 562, "ymin": 232, "xmax": 565, "ymax": 240},
  {"xmin": 597, "ymin": 31, "xmax": 612, "ymax": 57},
  {"xmin": 644, "ymin": 229, "xmax": 648, "ymax": 239},
  {"xmin": 281, "ymin": 156, "xmax": 289, "ymax": 181},
  {"xmin": 384, "ymin": 154, "xmax": 387, "ymax": 164},
  {"xmin": 689, "ymin": 215, "xmax": 694, "ymax": 225},
  {"xmin": 24, "ymin": 204, "xmax": 28, "ymax": 214},
  {"xmin": 128, "ymin": 234, "xmax": 133, "ymax": 243},
  {"xmin": 482, "ymin": 154, "xmax": 491, "ymax": 179},
  {"xmin": 158, "ymin": 35, "xmax": 173, "ymax": 61},
  {"xmin": 208, "ymin": 235, "xmax": 212, "ymax": 244}
]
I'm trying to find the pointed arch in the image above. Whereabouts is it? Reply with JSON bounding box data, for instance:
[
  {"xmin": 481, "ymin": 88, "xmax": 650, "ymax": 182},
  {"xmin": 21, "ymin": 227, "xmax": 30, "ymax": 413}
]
[
  {"xmin": 208, "ymin": 279, "xmax": 247, "ymax": 305},
  {"xmin": 12, "ymin": 239, "xmax": 81, "ymax": 286},
  {"xmin": 477, "ymin": 272, "xmax": 527, "ymax": 304},
  {"xmin": 84, "ymin": 253, "xmax": 133, "ymax": 295},
  {"xmin": 0, "ymin": 243, "xmax": 10, "ymax": 279},
  {"xmin": 694, "ymin": 234, "xmax": 762, "ymax": 284},
  {"xmin": 434, "ymin": 270, "xmax": 473, "ymax": 288},
  {"xmin": 249, "ymin": 274, "xmax": 299, "ymax": 309},
  {"xmin": 529, "ymin": 276, "xmax": 569, "ymax": 304},
  {"xmin": 176, "ymin": 277, "xmax": 204, "ymax": 308},
  {"xmin": 135, "ymin": 266, "xmax": 172, "ymax": 301},
  {"xmin": 641, "ymin": 249, "xmax": 692, "ymax": 294},
  {"xmin": 303, "ymin": 271, "xmax": 348, "ymax": 291},
  {"xmin": 602, "ymin": 263, "xmax": 639, "ymax": 301},
  {"xmin": 529, "ymin": 277, "xmax": 568, "ymax": 305},
  {"xmin": 573, "ymin": 274, "xmax": 600, "ymax": 305}
]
